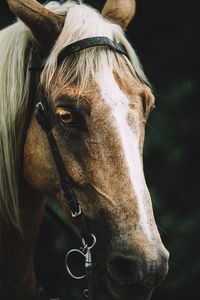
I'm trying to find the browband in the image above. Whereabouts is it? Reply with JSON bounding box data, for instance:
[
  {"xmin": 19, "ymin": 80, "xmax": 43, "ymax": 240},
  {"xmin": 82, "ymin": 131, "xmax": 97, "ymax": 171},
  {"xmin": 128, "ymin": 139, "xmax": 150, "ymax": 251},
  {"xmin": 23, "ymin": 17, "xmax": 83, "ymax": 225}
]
[{"xmin": 57, "ymin": 36, "xmax": 129, "ymax": 65}]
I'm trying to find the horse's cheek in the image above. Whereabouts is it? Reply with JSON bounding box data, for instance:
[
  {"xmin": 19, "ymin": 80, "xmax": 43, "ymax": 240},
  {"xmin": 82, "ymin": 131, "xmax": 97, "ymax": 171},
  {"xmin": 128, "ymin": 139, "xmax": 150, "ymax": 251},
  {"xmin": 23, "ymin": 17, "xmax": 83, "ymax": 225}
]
[{"xmin": 23, "ymin": 117, "xmax": 58, "ymax": 194}]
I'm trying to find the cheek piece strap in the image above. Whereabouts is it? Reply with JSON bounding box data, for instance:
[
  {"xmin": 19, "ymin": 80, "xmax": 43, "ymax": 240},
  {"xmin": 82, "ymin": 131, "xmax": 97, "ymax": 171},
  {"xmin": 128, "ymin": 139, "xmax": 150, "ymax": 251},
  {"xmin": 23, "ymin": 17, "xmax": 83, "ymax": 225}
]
[{"xmin": 21, "ymin": 37, "xmax": 129, "ymax": 300}]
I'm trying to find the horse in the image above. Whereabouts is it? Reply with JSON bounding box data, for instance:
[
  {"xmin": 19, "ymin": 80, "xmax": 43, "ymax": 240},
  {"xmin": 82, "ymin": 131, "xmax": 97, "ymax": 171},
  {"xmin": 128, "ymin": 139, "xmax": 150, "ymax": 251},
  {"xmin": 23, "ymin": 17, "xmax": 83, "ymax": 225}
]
[{"xmin": 0, "ymin": 0, "xmax": 169, "ymax": 299}]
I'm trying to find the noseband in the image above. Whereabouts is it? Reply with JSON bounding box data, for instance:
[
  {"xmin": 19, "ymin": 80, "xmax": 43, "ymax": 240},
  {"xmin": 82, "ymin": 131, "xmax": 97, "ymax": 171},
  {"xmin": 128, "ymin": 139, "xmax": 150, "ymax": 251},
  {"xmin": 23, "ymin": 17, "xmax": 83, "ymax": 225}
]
[{"xmin": 20, "ymin": 37, "xmax": 129, "ymax": 300}]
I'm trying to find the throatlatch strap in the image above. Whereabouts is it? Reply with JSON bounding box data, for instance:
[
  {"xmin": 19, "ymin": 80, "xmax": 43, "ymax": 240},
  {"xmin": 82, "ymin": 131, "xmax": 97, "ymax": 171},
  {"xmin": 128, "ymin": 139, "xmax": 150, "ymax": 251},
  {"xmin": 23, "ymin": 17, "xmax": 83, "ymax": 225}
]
[{"xmin": 57, "ymin": 36, "xmax": 128, "ymax": 65}]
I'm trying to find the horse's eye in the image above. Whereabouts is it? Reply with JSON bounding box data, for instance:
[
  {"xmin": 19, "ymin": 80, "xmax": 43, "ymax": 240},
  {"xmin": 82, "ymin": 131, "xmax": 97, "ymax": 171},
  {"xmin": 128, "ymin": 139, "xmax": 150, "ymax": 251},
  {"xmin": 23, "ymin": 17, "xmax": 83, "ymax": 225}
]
[{"xmin": 56, "ymin": 108, "xmax": 73, "ymax": 124}]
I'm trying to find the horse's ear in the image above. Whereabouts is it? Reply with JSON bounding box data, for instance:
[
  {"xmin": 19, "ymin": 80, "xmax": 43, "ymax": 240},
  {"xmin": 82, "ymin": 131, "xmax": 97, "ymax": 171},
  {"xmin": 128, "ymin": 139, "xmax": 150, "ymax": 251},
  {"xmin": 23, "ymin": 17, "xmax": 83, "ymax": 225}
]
[
  {"xmin": 7, "ymin": 0, "xmax": 64, "ymax": 49},
  {"xmin": 102, "ymin": 0, "xmax": 136, "ymax": 31}
]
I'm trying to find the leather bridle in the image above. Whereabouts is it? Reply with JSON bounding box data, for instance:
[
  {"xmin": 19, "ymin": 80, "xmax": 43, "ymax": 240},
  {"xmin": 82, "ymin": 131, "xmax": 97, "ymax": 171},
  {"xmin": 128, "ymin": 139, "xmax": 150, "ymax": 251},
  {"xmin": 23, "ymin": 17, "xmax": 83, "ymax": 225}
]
[{"xmin": 20, "ymin": 36, "xmax": 129, "ymax": 300}]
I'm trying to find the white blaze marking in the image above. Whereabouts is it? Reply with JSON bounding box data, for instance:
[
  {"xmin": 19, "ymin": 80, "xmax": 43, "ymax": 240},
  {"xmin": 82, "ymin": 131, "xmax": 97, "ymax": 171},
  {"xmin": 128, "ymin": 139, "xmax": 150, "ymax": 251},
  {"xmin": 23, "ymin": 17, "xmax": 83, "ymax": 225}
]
[{"xmin": 96, "ymin": 72, "xmax": 153, "ymax": 243}]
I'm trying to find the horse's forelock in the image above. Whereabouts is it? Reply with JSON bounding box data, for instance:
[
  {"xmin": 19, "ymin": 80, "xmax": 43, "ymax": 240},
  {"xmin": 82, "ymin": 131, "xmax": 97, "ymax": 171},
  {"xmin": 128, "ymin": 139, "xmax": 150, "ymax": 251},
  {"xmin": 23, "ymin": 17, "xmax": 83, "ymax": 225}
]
[{"xmin": 41, "ymin": 1, "xmax": 149, "ymax": 98}]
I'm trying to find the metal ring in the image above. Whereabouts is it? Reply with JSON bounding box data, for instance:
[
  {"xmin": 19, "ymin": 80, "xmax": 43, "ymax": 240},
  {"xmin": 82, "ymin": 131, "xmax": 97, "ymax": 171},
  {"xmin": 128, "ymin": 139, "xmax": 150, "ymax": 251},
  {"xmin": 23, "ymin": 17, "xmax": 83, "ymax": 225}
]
[
  {"xmin": 65, "ymin": 249, "xmax": 86, "ymax": 280},
  {"xmin": 83, "ymin": 289, "xmax": 89, "ymax": 298},
  {"xmin": 71, "ymin": 206, "xmax": 82, "ymax": 218},
  {"xmin": 82, "ymin": 234, "xmax": 96, "ymax": 250}
]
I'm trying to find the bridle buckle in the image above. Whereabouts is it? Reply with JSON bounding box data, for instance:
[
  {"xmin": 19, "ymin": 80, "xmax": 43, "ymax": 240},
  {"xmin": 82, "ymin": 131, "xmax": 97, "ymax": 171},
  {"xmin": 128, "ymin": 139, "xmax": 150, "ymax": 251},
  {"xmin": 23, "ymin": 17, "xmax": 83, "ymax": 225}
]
[{"xmin": 71, "ymin": 206, "xmax": 82, "ymax": 218}]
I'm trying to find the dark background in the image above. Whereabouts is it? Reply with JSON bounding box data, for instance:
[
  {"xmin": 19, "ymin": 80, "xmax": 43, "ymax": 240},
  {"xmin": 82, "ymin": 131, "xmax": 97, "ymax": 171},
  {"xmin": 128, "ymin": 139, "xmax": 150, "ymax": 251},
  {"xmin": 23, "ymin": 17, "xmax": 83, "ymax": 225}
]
[{"xmin": 1, "ymin": 0, "xmax": 199, "ymax": 299}]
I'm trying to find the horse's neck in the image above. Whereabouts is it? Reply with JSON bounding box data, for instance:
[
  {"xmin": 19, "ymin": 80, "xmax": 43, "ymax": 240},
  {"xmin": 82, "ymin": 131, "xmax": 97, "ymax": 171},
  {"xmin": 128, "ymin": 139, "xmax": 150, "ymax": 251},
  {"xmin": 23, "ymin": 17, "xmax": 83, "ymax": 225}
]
[{"xmin": 0, "ymin": 180, "xmax": 46, "ymax": 300}]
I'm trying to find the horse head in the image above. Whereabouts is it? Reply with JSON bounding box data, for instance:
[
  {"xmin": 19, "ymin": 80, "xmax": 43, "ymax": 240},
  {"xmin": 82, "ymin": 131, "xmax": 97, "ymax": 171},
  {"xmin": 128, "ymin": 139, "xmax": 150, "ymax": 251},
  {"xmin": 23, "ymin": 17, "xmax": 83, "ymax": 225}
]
[{"xmin": 4, "ymin": 1, "xmax": 169, "ymax": 299}]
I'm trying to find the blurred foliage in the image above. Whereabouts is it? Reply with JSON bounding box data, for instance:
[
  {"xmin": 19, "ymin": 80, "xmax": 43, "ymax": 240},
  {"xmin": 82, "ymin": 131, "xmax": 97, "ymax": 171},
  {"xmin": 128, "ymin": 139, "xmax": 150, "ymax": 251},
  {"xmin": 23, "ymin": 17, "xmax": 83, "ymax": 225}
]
[{"xmin": 0, "ymin": 0, "xmax": 199, "ymax": 299}]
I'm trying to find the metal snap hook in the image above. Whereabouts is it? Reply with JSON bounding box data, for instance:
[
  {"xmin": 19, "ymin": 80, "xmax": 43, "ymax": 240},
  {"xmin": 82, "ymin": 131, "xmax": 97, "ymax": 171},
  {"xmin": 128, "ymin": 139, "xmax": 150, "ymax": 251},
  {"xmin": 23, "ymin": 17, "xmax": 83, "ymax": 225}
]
[
  {"xmin": 65, "ymin": 234, "xmax": 96, "ymax": 280},
  {"xmin": 82, "ymin": 234, "xmax": 96, "ymax": 250}
]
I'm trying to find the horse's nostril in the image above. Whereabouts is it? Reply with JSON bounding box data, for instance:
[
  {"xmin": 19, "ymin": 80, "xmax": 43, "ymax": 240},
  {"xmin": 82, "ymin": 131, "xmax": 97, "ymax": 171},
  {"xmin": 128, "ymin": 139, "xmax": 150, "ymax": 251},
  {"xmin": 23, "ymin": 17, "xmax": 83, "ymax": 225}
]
[
  {"xmin": 107, "ymin": 252, "xmax": 169, "ymax": 289},
  {"xmin": 107, "ymin": 256, "xmax": 143, "ymax": 284}
]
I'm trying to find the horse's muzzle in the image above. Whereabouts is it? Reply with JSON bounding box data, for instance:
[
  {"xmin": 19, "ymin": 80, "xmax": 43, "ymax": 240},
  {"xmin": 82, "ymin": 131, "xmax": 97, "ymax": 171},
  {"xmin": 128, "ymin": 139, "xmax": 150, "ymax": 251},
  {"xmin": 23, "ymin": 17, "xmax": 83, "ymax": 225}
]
[{"xmin": 105, "ymin": 251, "xmax": 169, "ymax": 299}]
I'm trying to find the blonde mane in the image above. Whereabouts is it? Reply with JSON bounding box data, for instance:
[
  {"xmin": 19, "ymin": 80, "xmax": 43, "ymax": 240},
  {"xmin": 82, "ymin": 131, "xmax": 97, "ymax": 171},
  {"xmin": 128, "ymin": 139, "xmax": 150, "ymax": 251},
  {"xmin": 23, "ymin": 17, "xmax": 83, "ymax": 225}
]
[{"xmin": 0, "ymin": 0, "xmax": 148, "ymax": 230}]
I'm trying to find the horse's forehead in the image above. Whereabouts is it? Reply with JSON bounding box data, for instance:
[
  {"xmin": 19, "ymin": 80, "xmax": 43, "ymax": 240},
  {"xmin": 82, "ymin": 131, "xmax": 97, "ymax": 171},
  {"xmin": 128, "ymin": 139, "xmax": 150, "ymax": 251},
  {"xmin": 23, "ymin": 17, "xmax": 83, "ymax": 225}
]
[{"xmin": 52, "ymin": 69, "xmax": 148, "ymax": 114}]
